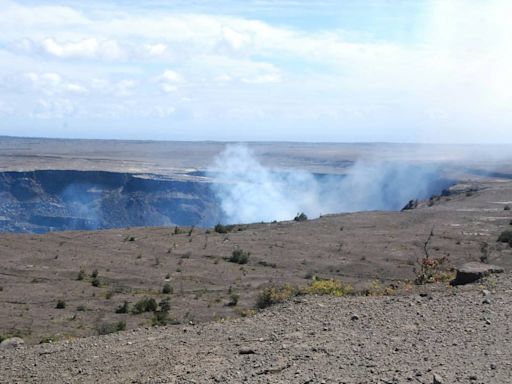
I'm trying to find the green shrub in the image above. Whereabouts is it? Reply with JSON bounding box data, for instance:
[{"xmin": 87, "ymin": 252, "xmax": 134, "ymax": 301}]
[
  {"xmin": 39, "ymin": 336, "xmax": 58, "ymax": 344},
  {"xmin": 91, "ymin": 269, "xmax": 98, "ymax": 278},
  {"xmin": 229, "ymin": 249, "xmax": 250, "ymax": 264},
  {"xmin": 305, "ymin": 278, "xmax": 353, "ymax": 296},
  {"xmin": 55, "ymin": 300, "xmax": 66, "ymax": 309},
  {"xmin": 152, "ymin": 298, "xmax": 171, "ymax": 326},
  {"xmin": 214, "ymin": 223, "xmax": 228, "ymax": 234},
  {"xmin": 76, "ymin": 305, "xmax": 86, "ymax": 312},
  {"xmin": 414, "ymin": 256, "xmax": 454, "ymax": 284},
  {"xmin": 294, "ymin": 212, "xmax": 308, "ymax": 222},
  {"xmin": 228, "ymin": 291, "xmax": 239, "ymax": 306},
  {"xmin": 77, "ymin": 269, "xmax": 85, "ymax": 281},
  {"xmin": 115, "ymin": 301, "xmax": 130, "ymax": 314},
  {"xmin": 255, "ymin": 285, "xmax": 298, "ymax": 309},
  {"xmin": 97, "ymin": 321, "xmax": 126, "ymax": 335},
  {"xmin": 498, "ymin": 230, "xmax": 512, "ymax": 243},
  {"xmin": 132, "ymin": 297, "xmax": 158, "ymax": 314},
  {"xmin": 162, "ymin": 283, "xmax": 173, "ymax": 294},
  {"xmin": 91, "ymin": 277, "xmax": 101, "ymax": 287}
]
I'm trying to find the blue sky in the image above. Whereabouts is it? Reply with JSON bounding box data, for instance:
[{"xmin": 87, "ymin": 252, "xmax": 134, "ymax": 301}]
[{"xmin": 0, "ymin": 0, "xmax": 511, "ymax": 143}]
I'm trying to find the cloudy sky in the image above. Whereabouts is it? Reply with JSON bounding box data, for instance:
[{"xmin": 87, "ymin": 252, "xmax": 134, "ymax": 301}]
[{"xmin": 0, "ymin": 0, "xmax": 511, "ymax": 143}]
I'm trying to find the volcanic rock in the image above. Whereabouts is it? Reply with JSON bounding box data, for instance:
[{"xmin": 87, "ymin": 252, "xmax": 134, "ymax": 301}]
[{"xmin": 451, "ymin": 262, "xmax": 504, "ymax": 286}]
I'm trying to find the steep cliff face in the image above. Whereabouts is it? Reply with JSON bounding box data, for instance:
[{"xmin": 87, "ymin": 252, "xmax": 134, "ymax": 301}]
[{"xmin": 0, "ymin": 170, "xmax": 219, "ymax": 233}]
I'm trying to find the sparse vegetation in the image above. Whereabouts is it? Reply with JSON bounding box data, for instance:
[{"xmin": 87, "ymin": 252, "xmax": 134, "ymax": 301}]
[
  {"xmin": 364, "ymin": 280, "xmax": 396, "ymax": 296},
  {"xmin": 497, "ymin": 230, "xmax": 512, "ymax": 244},
  {"xmin": 414, "ymin": 256, "xmax": 454, "ymax": 284},
  {"xmin": 255, "ymin": 285, "xmax": 298, "ymax": 309},
  {"xmin": 504, "ymin": 205, "xmax": 511, "ymax": 211},
  {"xmin": 132, "ymin": 297, "xmax": 158, "ymax": 314},
  {"xmin": 39, "ymin": 336, "xmax": 58, "ymax": 344},
  {"xmin": 305, "ymin": 278, "xmax": 353, "ymax": 296},
  {"xmin": 229, "ymin": 249, "xmax": 250, "ymax": 264},
  {"xmin": 55, "ymin": 300, "xmax": 66, "ymax": 309},
  {"xmin": 152, "ymin": 298, "xmax": 171, "ymax": 326},
  {"xmin": 115, "ymin": 301, "xmax": 130, "ymax": 314},
  {"xmin": 227, "ymin": 287, "xmax": 239, "ymax": 306},
  {"xmin": 91, "ymin": 269, "xmax": 98, "ymax": 278},
  {"xmin": 77, "ymin": 268, "xmax": 85, "ymax": 281},
  {"xmin": 97, "ymin": 321, "xmax": 126, "ymax": 335},
  {"xmin": 91, "ymin": 276, "xmax": 101, "ymax": 287},
  {"xmin": 162, "ymin": 283, "xmax": 173, "ymax": 294},
  {"xmin": 76, "ymin": 305, "xmax": 86, "ymax": 312},
  {"xmin": 294, "ymin": 212, "xmax": 308, "ymax": 222},
  {"xmin": 257, "ymin": 260, "xmax": 277, "ymax": 268},
  {"xmin": 214, "ymin": 223, "xmax": 228, "ymax": 234}
]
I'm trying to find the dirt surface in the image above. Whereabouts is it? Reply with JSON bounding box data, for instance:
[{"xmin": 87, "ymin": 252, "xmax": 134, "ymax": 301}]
[
  {"xmin": 1, "ymin": 270, "xmax": 511, "ymax": 383},
  {"xmin": 0, "ymin": 179, "xmax": 511, "ymax": 348}
]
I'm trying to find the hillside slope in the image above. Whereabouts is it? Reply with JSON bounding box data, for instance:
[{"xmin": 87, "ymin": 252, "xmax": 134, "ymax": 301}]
[
  {"xmin": 1, "ymin": 271, "xmax": 511, "ymax": 383},
  {"xmin": 0, "ymin": 180, "xmax": 511, "ymax": 346}
]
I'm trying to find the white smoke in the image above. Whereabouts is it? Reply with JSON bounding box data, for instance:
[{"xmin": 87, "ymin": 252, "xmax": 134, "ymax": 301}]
[{"xmin": 209, "ymin": 144, "xmax": 452, "ymax": 224}]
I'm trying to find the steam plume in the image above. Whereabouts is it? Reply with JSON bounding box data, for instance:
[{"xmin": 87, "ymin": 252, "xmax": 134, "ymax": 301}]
[{"xmin": 209, "ymin": 145, "xmax": 452, "ymax": 224}]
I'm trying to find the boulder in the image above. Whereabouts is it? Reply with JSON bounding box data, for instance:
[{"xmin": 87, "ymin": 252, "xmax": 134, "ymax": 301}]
[
  {"xmin": 451, "ymin": 262, "xmax": 504, "ymax": 286},
  {"xmin": 0, "ymin": 337, "xmax": 25, "ymax": 350}
]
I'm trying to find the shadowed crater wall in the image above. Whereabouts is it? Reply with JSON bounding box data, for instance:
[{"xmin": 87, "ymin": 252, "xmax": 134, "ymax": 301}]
[
  {"xmin": 0, "ymin": 165, "xmax": 456, "ymax": 233},
  {"xmin": 0, "ymin": 170, "xmax": 219, "ymax": 233}
]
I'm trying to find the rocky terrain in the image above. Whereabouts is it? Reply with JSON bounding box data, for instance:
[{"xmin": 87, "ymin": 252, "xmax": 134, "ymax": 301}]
[
  {"xmin": 0, "ymin": 177, "xmax": 511, "ymax": 383},
  {"xmin": 1, "ymin": 267, "xmax": 511, "ymax": 383},
  {"xmin": 1, "ymin": 138, "xmax": 512, "ymax": 383}
]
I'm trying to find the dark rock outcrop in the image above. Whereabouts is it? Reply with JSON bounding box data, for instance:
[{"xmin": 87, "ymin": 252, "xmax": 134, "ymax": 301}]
[{"xmin": 451, "ymin": 262, "xmax": 504, "ymax": 286}]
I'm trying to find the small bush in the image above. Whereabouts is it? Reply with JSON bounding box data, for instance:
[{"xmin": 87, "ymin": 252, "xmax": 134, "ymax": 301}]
[
  {"xmin": 414, "ymin": 256, "xmax": 454, "ymax": 284},
  {"xmin": 39, "ymin": 336, "xmax": 58, "ymax": 344},
  {"xmin": 91, "ymin": 269, "xmax": 98, "ymax": 278},
  {"xmin": 76, "ymin": 305, "xmax": 86, "ymax": 312},
  {"xmin": 97, "ymin": 321, "xmax": 126, "ymax": 335},
  {"xmin": 255, "ymin": 285, "xmax": 298, "ymax": 309},
  {"xmin": 305, "ymin": 279, "xmax": 353, "ymax": 297},
  {"xmin": 228, "ymin": 291, "xmax": 239, "ymax": 306},
  {"xmin": 91, "ymin": 277, "xmax": 101, "ymax": 287},
  {"xmin": 504, "ymin": 205, "xmax": 511, "ymax": 211},
  {"xmin": 55, "ymin": 300, "xmax": 66, "ymax": 309},
  {"xmin": 132, "ymin": 297, "xmax": 158, "ymax": 314},
  {"xmin": 162, "ymin": 283, "xmax": 173, "ymax": 294},
  {"xmin": 214, "ymin": 223, "xmax": 228, "ymax": 234},
  {"xmin": 294, "ymin": 212, "xmax": 308, "ymax": 222},
  {"xmin": 152, "ymin": 298, "xmax": 171, "ymax": 326},
  {"xmin": 497, "ymin": 230, "xmax": 512, "ymax": 243},
  {"xmin": 229, "ymin": 249, "xmax": 250, "ymax": 264},
  {"xmin": 363, "ymin": 280, "xmax": 395, "ymax": 296},
  {"xmin": 77, "ymin": 269, "xmax": 85, "ymax": 281},
  {"xmin": 115, "ymin": 301, "xmax": 130, "ymax": 314}
]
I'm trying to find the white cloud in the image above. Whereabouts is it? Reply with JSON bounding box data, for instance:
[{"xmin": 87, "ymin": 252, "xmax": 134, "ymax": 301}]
[
  {"xmin": 0, "ymin": 0, "xmax": 511, "ymax": 142},
  {"xmin": 14, "ymin": 37, "xmax": 124, "ymax": 60},
  {"xmin": 158, "ymin": 70, "xmax": 184, "ymax": 93}
]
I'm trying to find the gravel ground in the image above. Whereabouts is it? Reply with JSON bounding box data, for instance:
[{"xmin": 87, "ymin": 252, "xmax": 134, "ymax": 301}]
[{"xmin": 1, "ymin": 272, "xmax": 511, "ymax": 384}]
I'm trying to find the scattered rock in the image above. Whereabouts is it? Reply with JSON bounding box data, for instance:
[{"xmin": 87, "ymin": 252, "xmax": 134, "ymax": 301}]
[
  {"xmin": 238, "ymin": 347, "xmax": 256, "ymax": 355},
  {"xmin": 351, "ymin": 314, "xmax": 360, "ymax": 321},
  {"xmin": 483, "ymin": 298, "xmax": 492, "ymax": 305},
  {"xmin": 433, "ymin": 373, "xmax": 444, "ymax": 384},
  {"xmin": 451, "ymin": 262, "xmax": 504, "ymax": 286},
  {"xmin": 0, "ymin": 337, "xmax": 24, "ymax": 350}
]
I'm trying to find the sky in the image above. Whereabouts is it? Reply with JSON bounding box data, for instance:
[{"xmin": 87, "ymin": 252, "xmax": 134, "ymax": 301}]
[{"xmin": 0, "ymin": 0, "xmax": 511, "ymax": 143}]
